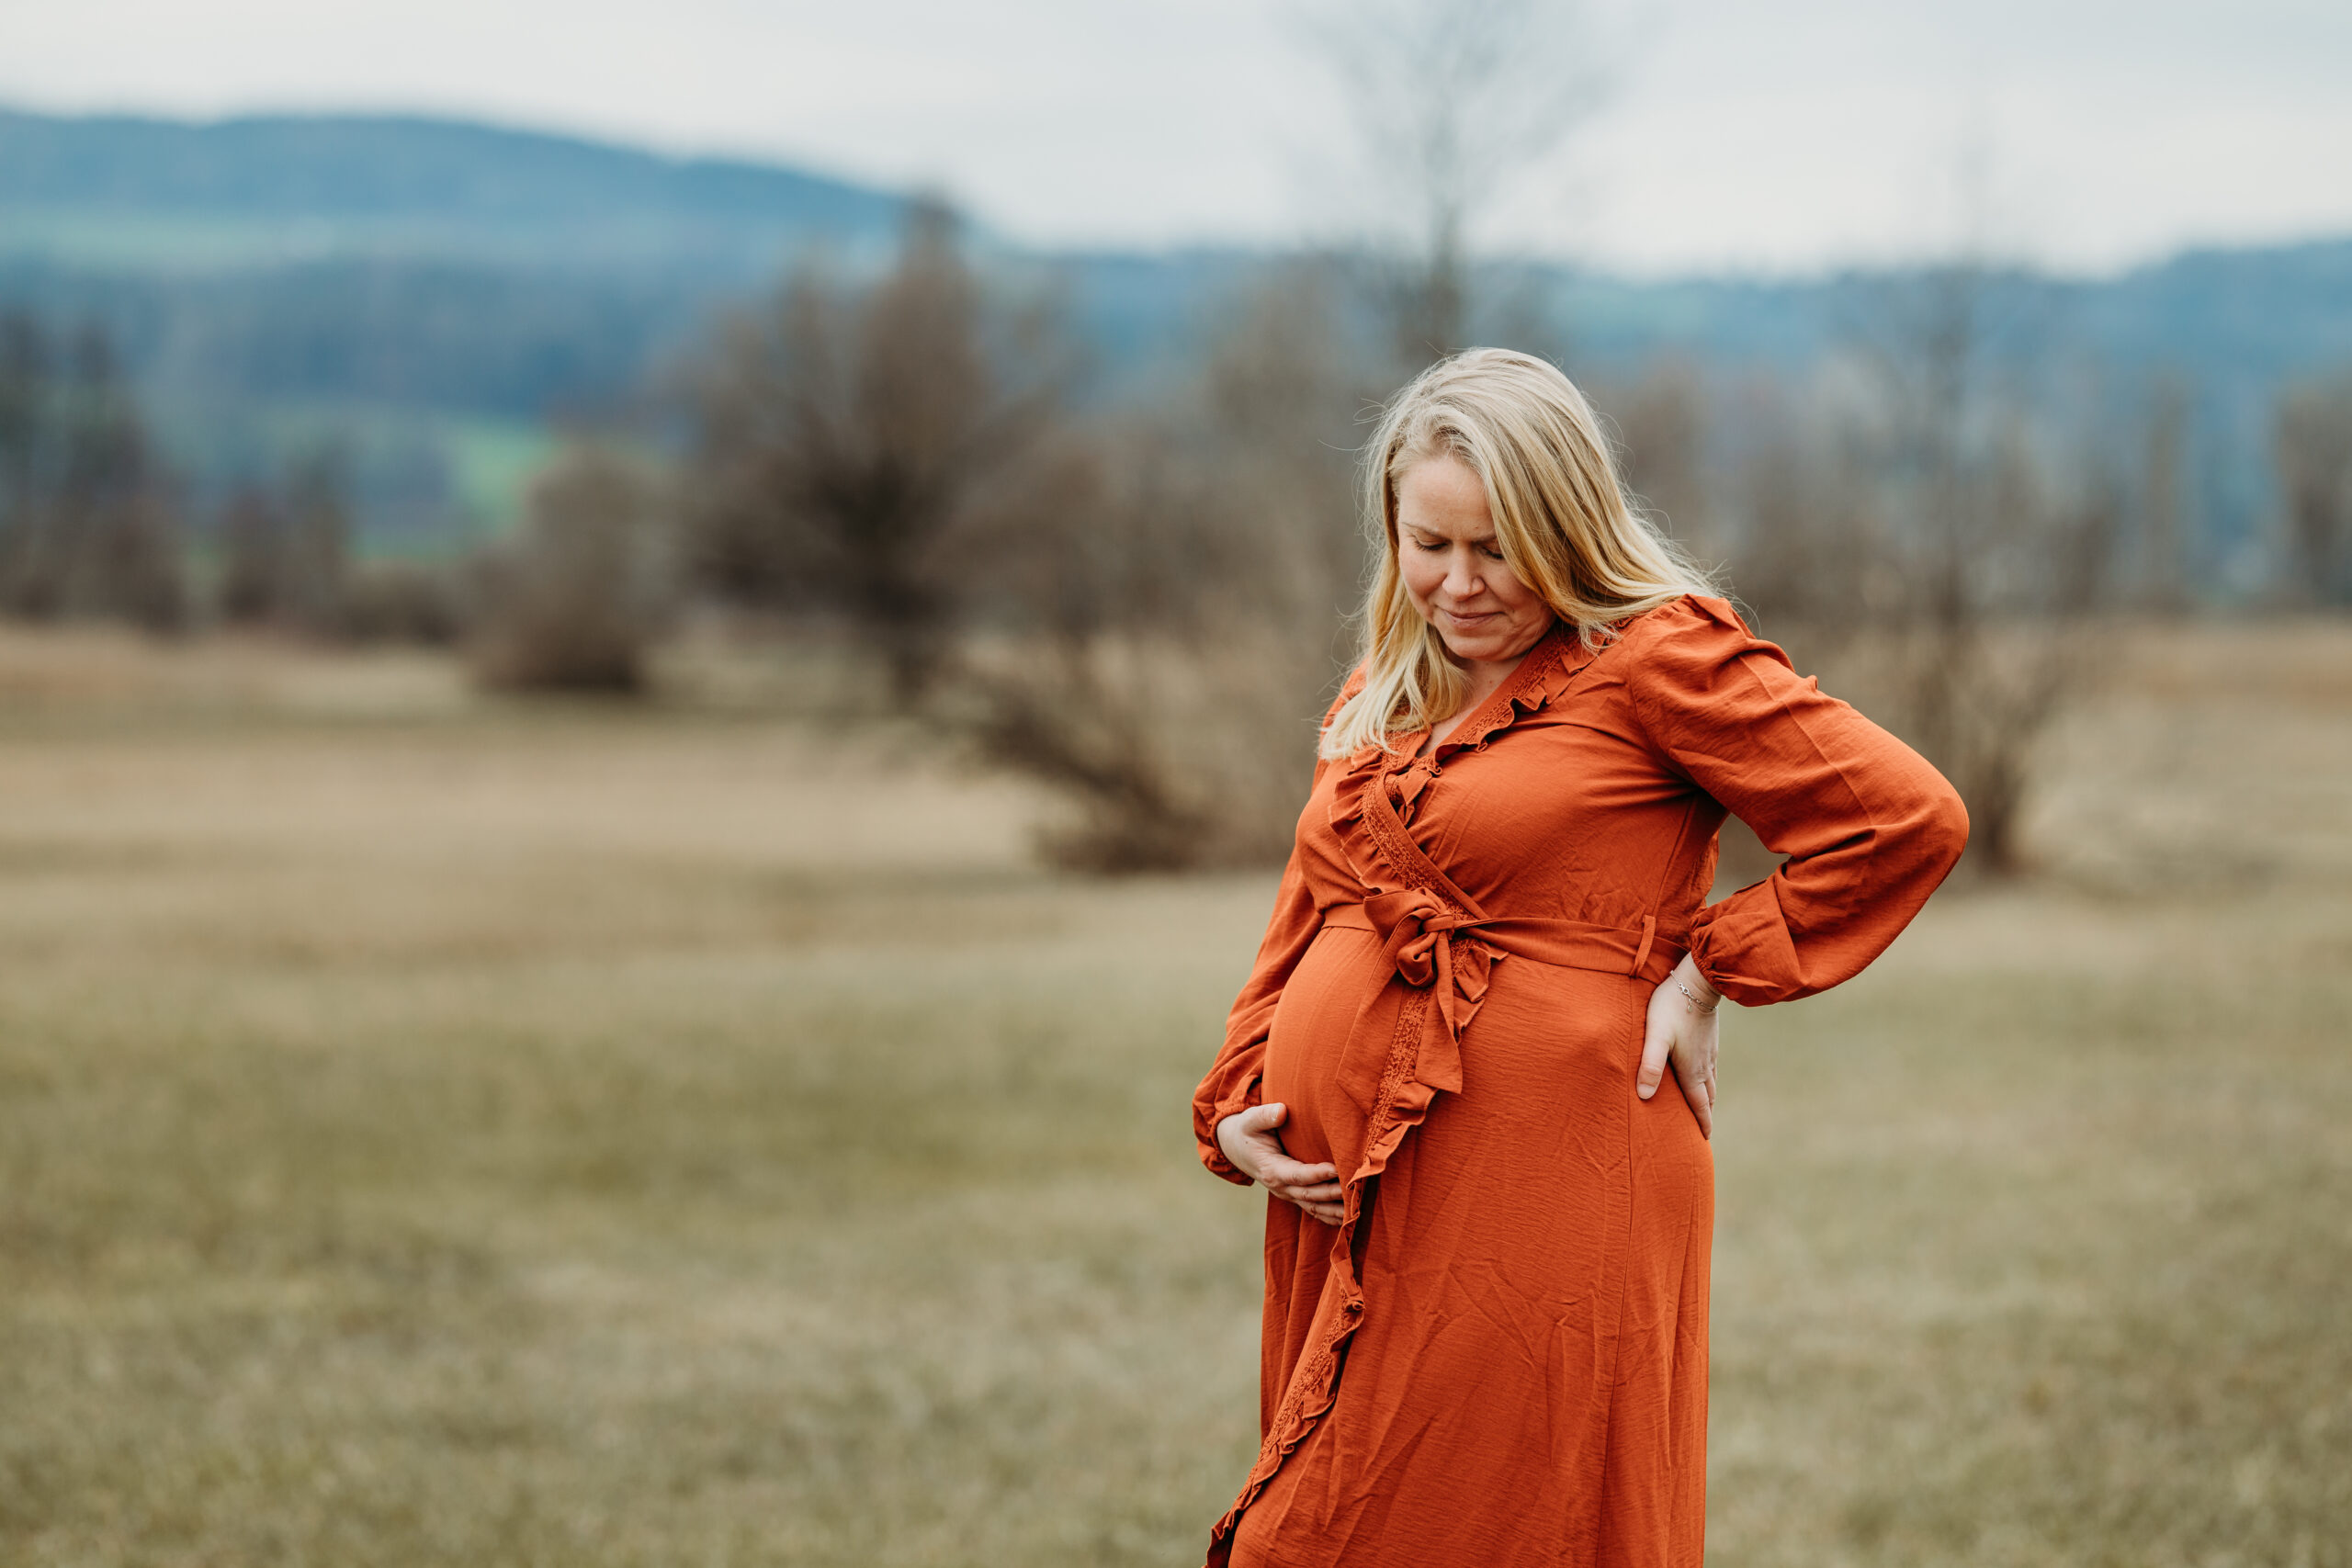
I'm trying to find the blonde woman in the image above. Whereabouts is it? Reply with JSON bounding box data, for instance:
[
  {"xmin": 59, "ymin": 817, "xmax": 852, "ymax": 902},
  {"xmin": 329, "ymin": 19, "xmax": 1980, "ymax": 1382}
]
[{"xmin": 1192, "ymin": 350, "xmax": 1968, "ymax": 1567}]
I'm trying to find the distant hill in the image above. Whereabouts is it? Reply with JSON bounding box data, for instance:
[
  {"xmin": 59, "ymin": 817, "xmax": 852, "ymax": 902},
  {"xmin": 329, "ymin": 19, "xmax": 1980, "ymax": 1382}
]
[
  {"xmin": 0, "ymin": 109, "xmax": 922, "ymax": 544},
  {"xmin": 0, "ymin": 108, "xmax": 907, "ymax": 276},
  {"xmin": 2, "ymin": 106, "xmax": 2346, "ymax": 576}
]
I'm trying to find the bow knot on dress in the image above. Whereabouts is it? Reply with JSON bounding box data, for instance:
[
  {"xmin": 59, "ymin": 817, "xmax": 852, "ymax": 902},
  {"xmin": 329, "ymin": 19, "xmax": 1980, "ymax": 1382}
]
[{"xmin": 1361, "ymin": 887, "xmax": 1498, "ymax": 1096}]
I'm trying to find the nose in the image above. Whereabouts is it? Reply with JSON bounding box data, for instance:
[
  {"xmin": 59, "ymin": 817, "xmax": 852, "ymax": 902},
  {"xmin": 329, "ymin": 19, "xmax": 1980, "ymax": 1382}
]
[{"xmin": 1443, "ymin": 547, "xmax": 1485, "ymax": 602}]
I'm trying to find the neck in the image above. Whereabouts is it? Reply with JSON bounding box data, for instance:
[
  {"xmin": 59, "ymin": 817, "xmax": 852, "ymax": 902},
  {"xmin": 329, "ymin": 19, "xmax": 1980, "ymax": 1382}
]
[
  {"xmin": 1447, "ymin": 621, "xmax": 1553, "ymax": 699},
  {"xmin": 1421, "ymin": 625, "xmax": 1552, "ymax": 753},
  {"xmin": 1458, "ymin": 653, "xmax": 1521, "ymax": 700}
]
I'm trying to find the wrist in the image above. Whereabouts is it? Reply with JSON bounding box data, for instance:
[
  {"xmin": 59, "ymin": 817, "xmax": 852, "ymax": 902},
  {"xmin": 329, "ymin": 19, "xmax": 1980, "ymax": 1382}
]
[
  {"xmin": 1672, "ymin": 958, "xmax": 1721, "ymax": 1014},
  {"xmin": 1215, "ymin": 1110, "xmax": 1254, "ymax": 1166}
]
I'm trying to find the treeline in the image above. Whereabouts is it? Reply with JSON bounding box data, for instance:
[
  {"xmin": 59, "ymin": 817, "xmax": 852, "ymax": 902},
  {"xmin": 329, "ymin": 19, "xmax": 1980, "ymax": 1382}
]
[
  {"xmin": 0, "ymin": 316, "xmax": 184, "ymax": 627},
  {"xmin": 665, "ymin": 210, "xmax": 2352, "ymax": 874},
  {"xmin": 655, "ymin": 209, "xmax": 2352, "ymax": 874},
  {"xmin": 9, "ymin": 211, "xmax": 2352, "ymax": 876},
  {"xmin": 0, "ymin": 308, "xmax": 456, "ymax": 642}
]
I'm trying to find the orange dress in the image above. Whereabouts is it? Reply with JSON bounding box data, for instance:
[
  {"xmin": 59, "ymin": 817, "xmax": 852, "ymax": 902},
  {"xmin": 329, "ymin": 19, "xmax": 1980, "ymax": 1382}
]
[{"xmin": 1191, "ymin": 596, "xmax": 1968, "ymax": 1568}]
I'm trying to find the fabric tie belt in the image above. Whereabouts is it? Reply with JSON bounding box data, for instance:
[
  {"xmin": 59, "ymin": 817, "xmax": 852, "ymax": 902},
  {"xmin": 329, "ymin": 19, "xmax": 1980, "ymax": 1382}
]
[{"xmin": 1321, "ymin": 891, "xmax": 1687, "ymax": 1096}]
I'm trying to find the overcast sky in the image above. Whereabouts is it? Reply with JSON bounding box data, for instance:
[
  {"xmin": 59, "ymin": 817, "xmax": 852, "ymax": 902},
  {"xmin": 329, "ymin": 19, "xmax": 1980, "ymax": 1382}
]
[{"xmin": 3, "ymin": 0, "xmax": 2346, "ymax": 276}]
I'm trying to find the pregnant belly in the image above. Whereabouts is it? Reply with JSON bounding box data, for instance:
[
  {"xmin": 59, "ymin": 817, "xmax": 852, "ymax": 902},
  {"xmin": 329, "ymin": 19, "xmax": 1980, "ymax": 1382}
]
[{"xmin": 1260, "ymin": 924, "xmax": 1397, "ymax": 1177}]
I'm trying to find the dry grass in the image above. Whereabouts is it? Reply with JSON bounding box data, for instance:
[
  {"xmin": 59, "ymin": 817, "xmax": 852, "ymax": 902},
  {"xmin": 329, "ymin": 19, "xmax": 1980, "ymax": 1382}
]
[{"xmin": 1, "ymin": 619, "xmax": 2347, "ymax": 1566}]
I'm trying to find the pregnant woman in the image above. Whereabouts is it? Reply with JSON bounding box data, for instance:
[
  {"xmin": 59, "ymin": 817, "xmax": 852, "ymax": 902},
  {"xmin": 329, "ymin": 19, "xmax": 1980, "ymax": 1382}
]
[{"xmin": 1192, "ymin": 349, "xmax": 1969, "ymax": 1567}]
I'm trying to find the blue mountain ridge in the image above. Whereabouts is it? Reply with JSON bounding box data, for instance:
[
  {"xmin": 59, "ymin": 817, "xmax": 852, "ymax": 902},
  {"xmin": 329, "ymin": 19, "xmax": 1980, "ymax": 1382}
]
[{"xmin": 2, "ymin": 107, "xmax": 2345, "ymax": 570}]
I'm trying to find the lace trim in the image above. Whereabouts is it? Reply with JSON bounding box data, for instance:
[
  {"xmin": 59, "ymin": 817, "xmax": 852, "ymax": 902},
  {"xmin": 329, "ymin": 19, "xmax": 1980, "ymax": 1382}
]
[{"xmin": 1324, "ymin": 621, "xmax": 1611, "ymax": 839}]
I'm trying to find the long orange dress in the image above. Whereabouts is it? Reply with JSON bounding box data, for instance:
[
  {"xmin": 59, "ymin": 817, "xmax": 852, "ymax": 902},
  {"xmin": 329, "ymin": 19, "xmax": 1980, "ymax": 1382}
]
[{"xmin": 1191, "ymin": 595, "xmax": 1969, "ymax": 1568}]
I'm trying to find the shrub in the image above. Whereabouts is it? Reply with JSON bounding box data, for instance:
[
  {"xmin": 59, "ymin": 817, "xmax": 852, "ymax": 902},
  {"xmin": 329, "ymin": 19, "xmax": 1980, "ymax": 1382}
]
[{"xmin": 471, "ymin": 446, "xmax": 670, "ymax": 692}]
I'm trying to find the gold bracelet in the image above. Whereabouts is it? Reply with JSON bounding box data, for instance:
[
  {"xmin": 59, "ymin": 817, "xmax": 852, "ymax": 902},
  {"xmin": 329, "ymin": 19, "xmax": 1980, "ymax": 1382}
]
[{"xmin": 1675, "ymin": 977, "xmax": 1720, "ymax": 1015}]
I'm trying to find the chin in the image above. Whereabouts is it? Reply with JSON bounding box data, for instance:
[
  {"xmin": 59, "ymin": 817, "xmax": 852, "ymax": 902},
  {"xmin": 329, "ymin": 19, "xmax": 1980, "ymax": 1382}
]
[
  {"xmin": 1435, "ymin": 620, "xmax": 1529, "ymax": 661},
  {"xmin": 1439, "ymin": 631, "xmax": 1508, "ymax": 662}
]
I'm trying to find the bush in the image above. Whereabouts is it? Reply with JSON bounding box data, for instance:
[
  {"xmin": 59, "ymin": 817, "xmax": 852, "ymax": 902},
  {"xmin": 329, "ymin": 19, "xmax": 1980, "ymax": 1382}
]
[
  {"xmin": 338, "ymin": 560, "xmax": 468, "ymax": 646},
  {"xmin": 470, "ymin": 446, "xmax": 670, "ymax": 692}
]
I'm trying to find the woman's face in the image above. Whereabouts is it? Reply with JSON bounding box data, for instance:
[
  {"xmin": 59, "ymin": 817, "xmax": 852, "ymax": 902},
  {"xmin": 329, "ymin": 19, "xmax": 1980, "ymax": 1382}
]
[{"xmin": 1396, "ymin": 455, "xmax": 1554, "ymax": 668}]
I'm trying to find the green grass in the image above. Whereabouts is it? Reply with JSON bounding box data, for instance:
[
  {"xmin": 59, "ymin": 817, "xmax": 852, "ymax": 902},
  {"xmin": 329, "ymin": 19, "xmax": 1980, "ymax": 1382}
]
[
  {"xmin": 443, "ymin": 418, "xmax": 560, "ymax": 539},
  {"xmin": 141, "ymin": 397, "xmax": 555, "ymax": 559},
  {"xmin": 1710, "ymin": 955, "xmax": 2352, "ymax": 1565},
  {"xmin": 0, "ymin": 624, "xmax": 2346, "ymax": 1565}
]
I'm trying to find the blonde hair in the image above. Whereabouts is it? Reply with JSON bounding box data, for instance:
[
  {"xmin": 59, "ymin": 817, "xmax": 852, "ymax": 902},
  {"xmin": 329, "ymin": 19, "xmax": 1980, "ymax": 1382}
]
[{"xmin": 1320, "ymin": 349, "xmax": 1715, "ymax": 760}]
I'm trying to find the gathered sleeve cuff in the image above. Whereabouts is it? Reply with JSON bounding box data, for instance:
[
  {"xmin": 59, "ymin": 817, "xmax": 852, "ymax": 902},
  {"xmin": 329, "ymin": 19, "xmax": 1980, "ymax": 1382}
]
[{"xmin": 1623, "ymin": 596, "xmax": 1970, "ymax": 1007}]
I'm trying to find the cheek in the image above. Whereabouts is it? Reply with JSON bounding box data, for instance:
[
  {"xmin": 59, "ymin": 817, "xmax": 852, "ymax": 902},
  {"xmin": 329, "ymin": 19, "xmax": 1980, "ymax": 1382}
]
[
  {"xmin": 1492, "ymin": 570, "xmax": 1544, "ymax": 618},
  {"xmin": 1397, "ymin": 554, "xmax": 1442, "ymax": 604}
]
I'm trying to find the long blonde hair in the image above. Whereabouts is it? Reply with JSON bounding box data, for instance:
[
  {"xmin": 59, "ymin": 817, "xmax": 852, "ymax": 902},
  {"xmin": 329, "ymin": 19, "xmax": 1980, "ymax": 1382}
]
[{"xmin": 1320, "ymin": 349, "xmax": 1715, "ymax": 760}]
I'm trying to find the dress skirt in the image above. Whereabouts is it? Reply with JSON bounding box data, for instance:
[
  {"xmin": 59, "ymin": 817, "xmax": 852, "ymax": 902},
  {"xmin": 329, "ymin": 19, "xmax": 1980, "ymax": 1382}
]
[{"xmin": 1229, "ymin": 925, "xmax": 1713, "ymax": 1568}]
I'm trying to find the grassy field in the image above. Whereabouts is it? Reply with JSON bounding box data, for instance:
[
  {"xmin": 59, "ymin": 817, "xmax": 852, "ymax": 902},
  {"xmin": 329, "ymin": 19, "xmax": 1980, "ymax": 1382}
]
[{"xmin": 1, "ymin": 623, "xmax": 2347, "ymax": 1567}]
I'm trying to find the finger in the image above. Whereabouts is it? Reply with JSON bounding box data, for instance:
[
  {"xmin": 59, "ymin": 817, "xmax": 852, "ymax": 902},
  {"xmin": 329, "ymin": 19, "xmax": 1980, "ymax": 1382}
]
[
  {"xmin": 1272, "ymin": 1181, "xmax": 1344, "ymax": 1203},
  {"xmin": 1237, "ymin": 1101, "xmax": 1287, "ymax": 1134},
  {"xmin": 1674, "ymin": 1053, "xmax": 1714, "ymax": 1139},
  {"xmin": 1673, "ymin": 1046, "xmax": 1710, "ymax": 1097},
  {"xmin": 1637, "ymin": 1023, "xmax": 1673, "ymax": 1101},
  {"xmin": 1261, "ymin": 1156, "xmax": 1338, "ymax": 1188},
  {"xmin": 1292, "ymin": 1198, "xmax": 1344, "ymax": 1225}
]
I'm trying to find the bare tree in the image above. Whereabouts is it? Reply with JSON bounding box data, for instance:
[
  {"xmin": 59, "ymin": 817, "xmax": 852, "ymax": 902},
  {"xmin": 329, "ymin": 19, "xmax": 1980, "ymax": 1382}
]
[
  {"xmin": 0, "ymin": 314, "xmax": 46, "ymax": 591},
  {"xmin": 214, "ymin": 484, "xmax": 288, "ymax": 624},
  {"xmin": 952, "ymin": 265, "xmax": 1374, "ymax": 870},
  {"xmin": 0, "ymin": 320, "xmax": 187, "ymax": 631},
  {"xmin": 684, "ymin": 199, "xmax": 1059, "ymax": 705},
  {"xmin": 2138, "ymin": 373, "xmax": 2193, "ymax": 614},
  {"xmin": 2273, "ymin": 371, "xmax": 2352, "ymax": 606},
  {"xmin": 1594, "ymin": 358, "xmax": 1715, "ymax": 556},
  {"xmin": 279, "ymin": 450, "xmax": 352, "ymax": 630},
  {"xmin": 1300, "ymin": 0, "xmax": 1609, "ymax": 366},
  {"xmin": 1715, "ymin": 264, "xmax": 2120, "ymax": 875},
  {"xmin": 213, "ymin": 447, "xmax": 350, "ymax": 634},
  {"xmin": 678, "ymin": 202, "xmax": 1365, "ymax": 868}
]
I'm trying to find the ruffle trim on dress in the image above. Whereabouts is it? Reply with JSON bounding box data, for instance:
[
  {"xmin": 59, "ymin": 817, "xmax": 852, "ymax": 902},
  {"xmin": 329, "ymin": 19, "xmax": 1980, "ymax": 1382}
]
[
  {"xmin": 1321, "ymin": 622, "xmax": 1611, "ymax": 854},
  {"xmin": 1204, "ymin": 984, "xmax": 1446, "ymax": 1568},
  {"xmin": 1451, "ymin": 624, "xmax": 1598, "ymax": 753}
]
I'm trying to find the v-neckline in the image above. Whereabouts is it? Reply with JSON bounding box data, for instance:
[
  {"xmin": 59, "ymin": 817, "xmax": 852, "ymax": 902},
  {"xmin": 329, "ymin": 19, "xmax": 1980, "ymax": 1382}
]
[{"xmin": 1406, "ymin": 622, "xmax": 1566, "ymax": 763}]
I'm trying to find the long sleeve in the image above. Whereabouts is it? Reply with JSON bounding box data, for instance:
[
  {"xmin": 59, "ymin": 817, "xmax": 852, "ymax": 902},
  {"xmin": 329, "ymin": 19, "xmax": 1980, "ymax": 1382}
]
[
  {"xmin": 1623, "ymin": 596, "xmax": 1969, "ymax": 1006},
  {"xmin": 1191, "ymin": 840, "xmax": 1325, "ymax": 1183}
]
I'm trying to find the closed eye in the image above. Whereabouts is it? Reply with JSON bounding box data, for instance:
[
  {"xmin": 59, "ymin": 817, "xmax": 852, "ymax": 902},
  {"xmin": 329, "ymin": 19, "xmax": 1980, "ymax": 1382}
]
[{"xmin": 1406, "ymin": 534, "xmax": 1505, "ymax": 559}]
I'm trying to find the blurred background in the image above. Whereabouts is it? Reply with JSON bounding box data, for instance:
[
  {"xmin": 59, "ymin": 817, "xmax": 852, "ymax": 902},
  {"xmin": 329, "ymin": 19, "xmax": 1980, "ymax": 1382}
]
[{"xmin": 0, "ymin": 2, "xmax": 2347, "ymax": 1562}]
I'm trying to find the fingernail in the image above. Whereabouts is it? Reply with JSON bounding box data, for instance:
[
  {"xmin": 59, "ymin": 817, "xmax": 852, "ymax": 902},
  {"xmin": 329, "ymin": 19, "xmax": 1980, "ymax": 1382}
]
[{"xmin": 1637, "ymin": 1084, "xmax": 1654, "ymax": 1099}]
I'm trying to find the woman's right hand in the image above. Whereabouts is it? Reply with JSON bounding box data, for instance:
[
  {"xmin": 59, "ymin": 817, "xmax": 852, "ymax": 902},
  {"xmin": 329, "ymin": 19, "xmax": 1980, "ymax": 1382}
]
[{"xmin": 1216, "ymin": 1103, "xmax": 1344, "ymax": 1224}]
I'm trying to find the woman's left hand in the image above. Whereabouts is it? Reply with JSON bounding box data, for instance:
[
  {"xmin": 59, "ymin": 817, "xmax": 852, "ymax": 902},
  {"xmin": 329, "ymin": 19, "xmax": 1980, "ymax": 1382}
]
[{"xmin": 1638, "ymin": 953, "xmax": 1722, "ymax": 1138}]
